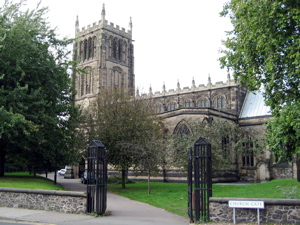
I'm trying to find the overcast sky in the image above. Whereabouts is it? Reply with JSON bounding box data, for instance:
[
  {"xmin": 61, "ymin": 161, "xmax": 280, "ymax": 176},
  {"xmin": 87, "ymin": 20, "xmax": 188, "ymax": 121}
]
[{"xmin": 21, "ymin": 0, "xmax": 232, "ymax": 93}]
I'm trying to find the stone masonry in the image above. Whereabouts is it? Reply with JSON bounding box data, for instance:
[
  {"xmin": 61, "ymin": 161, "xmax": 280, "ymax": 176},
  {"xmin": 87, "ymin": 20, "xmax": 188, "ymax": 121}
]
[
  {"xmin": 209, "ymin": 197, "xmax": 300, "ymax": 224},
  {"xmin": 0, "ymin": 188, "xmax": 86, "ymax": 214}
]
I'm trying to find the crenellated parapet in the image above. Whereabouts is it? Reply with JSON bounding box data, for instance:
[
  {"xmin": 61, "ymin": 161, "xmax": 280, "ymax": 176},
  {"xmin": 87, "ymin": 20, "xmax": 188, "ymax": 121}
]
[
  {"xmin": 138, "ymin": 76, "xmax": 238, "ymax": 98},
  {"xmin": 76, "ymin": 20, "xmax": 132, "ymax": 39}
]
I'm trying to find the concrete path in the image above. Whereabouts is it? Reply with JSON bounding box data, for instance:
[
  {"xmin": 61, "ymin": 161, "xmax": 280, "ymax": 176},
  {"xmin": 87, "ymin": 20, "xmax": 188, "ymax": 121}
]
[{"xmin": 0, "ymin": 173, "xmax": 189, "ymax": 225}]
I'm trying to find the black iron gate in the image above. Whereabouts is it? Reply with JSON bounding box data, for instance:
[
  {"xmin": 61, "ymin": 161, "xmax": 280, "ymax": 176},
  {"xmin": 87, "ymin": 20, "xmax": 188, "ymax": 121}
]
[
  {"xmin": 188, "ymin": 137, "xmax": 212, "ymax": 223},
  {"xmin": 87, "ymin": 140, "xmax": 107, "ymax": 215}
]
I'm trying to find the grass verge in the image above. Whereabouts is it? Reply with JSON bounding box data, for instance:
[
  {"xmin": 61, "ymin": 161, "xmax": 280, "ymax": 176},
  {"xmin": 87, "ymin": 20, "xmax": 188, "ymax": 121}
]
[
  {"xmin": 108, "ymin": 179, "xmax": 300, "ymax": 218},
  {"xmin": 0, "ymin": 172, "xmax": 64, "ymax": 190}
]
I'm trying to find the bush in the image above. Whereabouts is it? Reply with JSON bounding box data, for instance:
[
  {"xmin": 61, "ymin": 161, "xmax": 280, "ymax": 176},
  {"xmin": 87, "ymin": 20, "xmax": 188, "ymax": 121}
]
[{"xmin": 107, "ymin": 175, "xmax": 134, "ymax": 185}]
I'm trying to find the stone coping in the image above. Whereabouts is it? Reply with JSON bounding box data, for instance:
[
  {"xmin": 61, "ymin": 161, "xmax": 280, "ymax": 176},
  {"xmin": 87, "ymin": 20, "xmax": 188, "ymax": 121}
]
[
  {"xmin": 210, "ymin": 197, "xmax": 300, "ymax": 206},
  {"xmin": 0, "ymin": 187, "xmax": 86, "ymax": 197}
]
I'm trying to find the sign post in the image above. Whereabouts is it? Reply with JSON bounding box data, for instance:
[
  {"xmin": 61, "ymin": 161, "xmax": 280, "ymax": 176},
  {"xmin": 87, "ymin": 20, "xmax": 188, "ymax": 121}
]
[{"xmin": 228, "ymin": 200, "xmax": 264, "ymax": 225}]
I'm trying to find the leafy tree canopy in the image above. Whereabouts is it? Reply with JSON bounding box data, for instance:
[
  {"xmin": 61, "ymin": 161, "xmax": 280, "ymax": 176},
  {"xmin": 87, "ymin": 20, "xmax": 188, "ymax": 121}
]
[
  {"xmin": 220, "ymin": 0, "xmax": 300, "ymax": 164},
  {"xmin": 0, "ymin": 0, "xmax": 81, "ymax": 176},
  {"xmin": 169, "ymin": 120, "xmax": 262, "ymax": 172},
  {"xmin": 81, "ymin": 89, "xmax": 166, "ymax": 188}
]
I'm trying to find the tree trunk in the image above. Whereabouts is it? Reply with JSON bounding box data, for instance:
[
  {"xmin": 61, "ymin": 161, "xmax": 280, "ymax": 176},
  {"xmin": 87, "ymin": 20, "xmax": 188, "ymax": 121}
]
[
  {"xmin": 0, "ymin": 148, "xmax": 5, "ymax": 177},
  {"xmin": 54, "ymin": 170, "xmax": 57, "ymax": 185},
  {"xmin": 121, "ymin": 169, "xmax": 126, "ymax": 189},
  {"xmin": 148, "ymin": 170, "xmax": 151, "ymax": 195},
  {"xmin": 296, "ymin": 156, "xmax": 300, "ymax": 182}
]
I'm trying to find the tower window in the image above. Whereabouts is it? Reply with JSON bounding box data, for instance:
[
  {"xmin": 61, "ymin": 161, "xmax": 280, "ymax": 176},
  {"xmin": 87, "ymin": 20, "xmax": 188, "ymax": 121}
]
[
  {"xmin": 88, "ymin": 37, "xmax": 93, "ymax": 59},
  {"xmin": 113, "ymin": 39, "xmax": 118, "ymax": 59},
  {"xmin": 84, "ymin": 39, "xmax": 88, "ymax": 60},
  {"xmin": 118, "ymin": 40, "xmax": 122, "ymax": 61},
  {"xmin": 79, "ymin": 67, "xmax": 92, "ymax": 97}
]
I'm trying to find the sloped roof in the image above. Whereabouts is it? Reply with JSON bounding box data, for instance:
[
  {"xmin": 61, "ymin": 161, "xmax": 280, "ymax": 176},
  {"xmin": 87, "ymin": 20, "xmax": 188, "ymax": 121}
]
[{"xmin": 239, "ymin": 91, "xmax": 271, "ymax": 118}]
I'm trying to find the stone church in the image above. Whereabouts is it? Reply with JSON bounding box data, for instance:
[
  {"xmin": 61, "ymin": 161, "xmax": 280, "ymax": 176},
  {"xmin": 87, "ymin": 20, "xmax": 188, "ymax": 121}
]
[{"xmin": 72, "ymin": 5, "xmax": 296, "ymax": 182}]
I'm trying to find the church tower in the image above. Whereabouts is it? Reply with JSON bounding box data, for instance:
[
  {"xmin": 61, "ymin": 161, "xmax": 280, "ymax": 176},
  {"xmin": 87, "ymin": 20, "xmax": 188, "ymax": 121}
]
[{"xmin": 73, "ymin": 4, "xmax": 135, "ymax": 108}]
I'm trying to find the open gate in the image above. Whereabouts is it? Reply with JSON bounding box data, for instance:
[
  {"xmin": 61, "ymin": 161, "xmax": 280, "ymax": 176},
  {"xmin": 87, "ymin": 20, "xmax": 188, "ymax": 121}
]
[
  {"xmin": 188, "ymin": 137, "xmax": 212, "ymax": 223},
  {"xmin": 86, "ymin": 140, "xmax": 107, "ymax": 215}
]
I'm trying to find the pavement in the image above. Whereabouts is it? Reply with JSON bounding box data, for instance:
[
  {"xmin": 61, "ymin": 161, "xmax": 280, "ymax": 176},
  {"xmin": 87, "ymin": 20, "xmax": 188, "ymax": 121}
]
[{"xmin": 0, "ymin": 173, "xmax": 190, "ymax": 225}]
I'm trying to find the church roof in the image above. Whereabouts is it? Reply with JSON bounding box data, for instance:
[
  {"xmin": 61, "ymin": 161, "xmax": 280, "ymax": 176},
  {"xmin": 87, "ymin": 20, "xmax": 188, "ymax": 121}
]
[{"xmin": 239, "ymin": 90, "xmax": 271, "ymax": 118}]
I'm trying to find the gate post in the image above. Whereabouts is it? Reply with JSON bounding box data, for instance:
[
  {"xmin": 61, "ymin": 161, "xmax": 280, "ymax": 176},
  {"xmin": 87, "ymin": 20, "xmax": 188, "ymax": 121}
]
[
  {"xmin": 86, "ymin": 140, "xmax": 107, "ymax": 215},
  {"xmin": 188, "ymin": 137, "xmax": 212, "ymax": 223}
]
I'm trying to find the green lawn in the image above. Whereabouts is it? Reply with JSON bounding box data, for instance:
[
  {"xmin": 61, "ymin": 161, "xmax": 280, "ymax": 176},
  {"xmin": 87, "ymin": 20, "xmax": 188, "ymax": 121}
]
[
  {"xmin": 0, "ymin": 173, "xmax": 299, "ymax": 218},
  {"xmin": 108, "ymin": 179, "xmax": 300, "ymax": 217},
  {"xmin": 0, "ymin": 172, "xmax": 64, "ymax": 190}
]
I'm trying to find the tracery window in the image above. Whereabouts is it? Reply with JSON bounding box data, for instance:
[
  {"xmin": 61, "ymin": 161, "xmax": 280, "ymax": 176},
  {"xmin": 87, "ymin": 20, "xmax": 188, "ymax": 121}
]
[
  {"xmin": 79, "ymin": 67, "xmax": 92, "ymax": 97},
  {"xmin": 113, "ymin": 39, "xmax": 118, "ymax": 59},
  {"xmin": 123, "ymin": 42, "xmax": 127, "ymax": 63},
  {"xmin": 78, "ymin": 36, "xmax": 96, "ymax": 62},
  {"xmin": 173, "ymin": 121, "xmax": 192, "ymax": 136},
  {"xmin": 88, "ymin": 37, "xmax": 93, "ymax": 59},
  {"xmin": 197, "ymin": 98, "xmax": 209, "ymax": 108},
  {"xmin": 111, "ymin": 67, "xmax": 124, "ymax": 90},
  {"xmin": 154, "ymin": 104, "xmax": 164, "ymax": 114},
  {"xmin": 242, "ymin": 135, "xmax": 254, "ymax": 167},
  {"xmin": 183, "ymin": 99, "xmax": 194, "ymax": 108},
  {"xmin": 213, "ymin": 95, "xmax": 226, "ymax": 109},
  {"xmin": 222, "ymin": 135, "xmax": 230, "ymax": 156},
  {"xmin": 167, "ymin": 101, "xmax": 177, "ymax": 111},
  {"xmin": 84, "ymin": 40, "xmax": 88, "ymax": 60},
  {"xmin": 118, "ymin": 40, "xmax": 122, "ymax": 60}
]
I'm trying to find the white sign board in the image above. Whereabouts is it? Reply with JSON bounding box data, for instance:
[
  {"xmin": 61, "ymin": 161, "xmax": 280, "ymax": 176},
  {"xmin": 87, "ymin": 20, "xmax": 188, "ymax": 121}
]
[{"xmin": 229, "ymin": 200, "xmax": 264, "ymax": 209}]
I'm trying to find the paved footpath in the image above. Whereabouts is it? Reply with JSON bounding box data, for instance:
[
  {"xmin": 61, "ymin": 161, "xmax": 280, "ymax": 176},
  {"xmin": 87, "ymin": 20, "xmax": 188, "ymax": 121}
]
[{"xmin": 0, "ymin": 174, "xmax": 190, "ymax": 225}]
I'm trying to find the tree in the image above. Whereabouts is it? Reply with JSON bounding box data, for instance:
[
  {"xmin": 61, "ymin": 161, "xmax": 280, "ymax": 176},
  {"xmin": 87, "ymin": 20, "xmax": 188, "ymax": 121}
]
[
  {"xmin": 169, "ymin": 120, "xmax": 262, "ymax": 173},
  {"xmin": 219, "ymin": 0, "xmax": 300, "ymax": 180},
  {"xmin": 83, "ymin": 89, "xmax": 165, "ymax": 189},
  {"xmin": 0, "ymin": 0, "xmax": 81, "ymax": 176},
  {"xmin": 128, "ymin": 132, "xmax": 166, "ymax": 194}
]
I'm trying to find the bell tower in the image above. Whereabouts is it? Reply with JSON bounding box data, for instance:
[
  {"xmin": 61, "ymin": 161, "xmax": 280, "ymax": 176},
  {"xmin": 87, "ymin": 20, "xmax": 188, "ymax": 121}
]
[{"xmin": 73, "ymin": 4, "xmax": 135, "ymax": 108}]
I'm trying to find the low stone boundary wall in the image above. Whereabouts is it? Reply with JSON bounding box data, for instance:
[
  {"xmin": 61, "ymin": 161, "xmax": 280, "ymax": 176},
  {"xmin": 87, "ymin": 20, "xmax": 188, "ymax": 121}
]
[
  {"xmin": 210, "ymin": 197, "xmax": 300, "ymax": 224},
  {"xmin": 0, "ymin": 188, "xmax": 86, "ymax": 214}
]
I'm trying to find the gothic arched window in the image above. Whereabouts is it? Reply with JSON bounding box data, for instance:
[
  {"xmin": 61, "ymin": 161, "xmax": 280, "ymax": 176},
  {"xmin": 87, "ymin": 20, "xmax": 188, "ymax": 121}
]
[
  {"xmin": 79, "ymin": 41, "xmax": 83, "ymax": 61},
  {"xmin": 88, "ymin": 38, "xmax": 93, "ymax": 59},
  {"xmin": 167, "ymin": 101, "xmax": 177, "ymax": 111},
  {"xmin": 197, "ymin": 98, "xmax": 209, "ymax": 108},
  {"xmin": 118, "ymin": 40, "xmax": 122, "ymax": 60},
  {"xmin": 213, "ymin": 95, "xmax": 226, "ymax": 109},
  {"xmin": 84, "ymin": 39, "xmax": 88, "ymax": 60},
  {"xmin": 222, "ymin": 134, "xmax": 230, "ymax": 156},
  {"xmin": 111, "ymin": 67, "xmax": 124, "ymax": 90},
  {"xmin": 154, "ymin": 103, "xmax": 164, "ymax": 114},
  {"xmin": 183, "ymin": 99, "xmax": 194, "ymax": 108},
  {"xmin": 173, "ymin": 121, "xmax": 192, "ymax": 136},
  {"xmin": 113, "ymin": 38, "xmax": 118, "ymax": 59},
  {"xmin": 108, "ymin": 37, "xmax": 113, "ymax": 58},
  {"xmin": 123, "ymin": 42, "xmax": 127, "ymax": 63},
  {"xmin": 79, "ymin": 67, "xmax": 92, "ymax": 96},
  {"xmin": 242, "ymin": 134, "xmax": 254, "ymax": 167}
]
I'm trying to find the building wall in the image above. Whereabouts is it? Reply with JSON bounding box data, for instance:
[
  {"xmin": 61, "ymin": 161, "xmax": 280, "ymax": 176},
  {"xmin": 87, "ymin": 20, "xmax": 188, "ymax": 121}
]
[
  {"xmin": 73, "ymin": 6, "xmax": 134, "ymax": 109},
  {"xmin": 73, "ymin": 10, "xmax": 294, "ymax": 183},
  {"xmin": 209, "ymin": 197, "xmax": 300, "ymax": 224},
  {"xmin": 0, "ymin": 188, "xmax": 86, "ymax": 214}
]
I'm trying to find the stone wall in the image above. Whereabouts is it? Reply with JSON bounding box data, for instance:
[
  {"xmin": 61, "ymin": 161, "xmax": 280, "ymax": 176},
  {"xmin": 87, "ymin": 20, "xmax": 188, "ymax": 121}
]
[
  {"xmin": 209, "ymin": 197, "xmax": 300, "ymax": 224},
  {"xmin": 0, "ymin": 188, "xmax": 86, "ymax": 214}
]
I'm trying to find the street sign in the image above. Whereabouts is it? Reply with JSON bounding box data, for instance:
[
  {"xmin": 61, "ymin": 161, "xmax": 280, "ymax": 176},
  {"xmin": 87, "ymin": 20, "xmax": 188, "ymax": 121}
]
[{"xmin": 229, "ymin": 200, "xmax": 264, "ymax": 209}]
